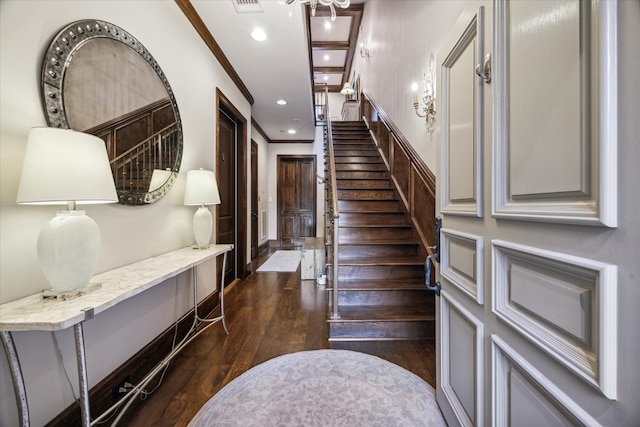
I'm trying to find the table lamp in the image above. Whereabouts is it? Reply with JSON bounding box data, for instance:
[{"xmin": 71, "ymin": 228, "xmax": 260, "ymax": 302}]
[
  {"xmin": 184, "ymin": 169, "xmax": 221, "ymax": 249},
  {"xmin": 16, "ymin": 127, "xmax": 118, "ymax": 294}
]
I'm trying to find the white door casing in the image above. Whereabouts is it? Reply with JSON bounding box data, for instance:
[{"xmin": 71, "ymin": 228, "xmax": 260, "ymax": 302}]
[{"xmin": 436, "ymin": 1, "xmax": 638, "ymax": 425}]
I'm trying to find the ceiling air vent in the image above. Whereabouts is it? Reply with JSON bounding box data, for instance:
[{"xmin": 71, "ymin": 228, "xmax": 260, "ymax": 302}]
[{"xmin": 232, "ymin": 0, "xmax": 263, "ymax": 13}]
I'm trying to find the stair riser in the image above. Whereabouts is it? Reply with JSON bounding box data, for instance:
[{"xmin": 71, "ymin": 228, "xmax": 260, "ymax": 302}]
[
  {"xmin": 332, "ymin": 144, "xmax": 376, "ymax": 151},
  {"xmin": 330, "ymin": 265, "xmax": 424, "ymax": 280},
  {"xmin": 335, "ymin": 171, "xmax": 388, "ymax": 180},
  {"xmin": 337, "ymin": 180, "xmax": 392, "ymax": 189},
  {"xmin": 339, "ymin": 227, "xmax": 413, "ymax": 240},
  {"xmin": 338, "ymin": 200, "xmax": 401, "ymax": 211},
  {"xmin": 335, "ymin": 157, "xmax": 381, "ymax": 164},
  {"xmin": 335, "ymin": 164, "xmax": 386, "ymax": 172},
  {"xmin": 339, "ymin": 213, "xmax": 409, "ymax": 226},
  {"xmin": 334, "ymin": 150, "xmax": 378, "ymax": 157},
  {"xmin": 338, "ymin": 189, "xmax": 395, "ymax": 200},
  {"xmin": 333, "ymin": 138, "xmax": 371, "ymax": 143},
  {"xmin": 328, "ymin": 321, "xmax": 435, "ymax": 341},
  {"xmin": 338, "ymin": 244, "xmax": 419, "ymax": 258}
]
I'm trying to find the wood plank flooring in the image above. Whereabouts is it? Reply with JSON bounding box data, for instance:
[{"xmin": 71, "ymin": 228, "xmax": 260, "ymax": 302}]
[{"xmin": 121, "ymin": 249, "xmax": 436, "ymax": 426}]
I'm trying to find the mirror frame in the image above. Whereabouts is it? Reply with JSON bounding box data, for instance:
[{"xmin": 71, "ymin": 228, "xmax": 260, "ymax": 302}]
[{"xmin": 41, "ymin": 19, "xmax": 183, "ymax": 205}]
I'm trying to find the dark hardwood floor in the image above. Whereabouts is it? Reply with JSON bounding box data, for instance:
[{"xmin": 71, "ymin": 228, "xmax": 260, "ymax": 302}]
[{"xmin": 121, "ymin": 248, "xmax": 436, "ymax": 426}]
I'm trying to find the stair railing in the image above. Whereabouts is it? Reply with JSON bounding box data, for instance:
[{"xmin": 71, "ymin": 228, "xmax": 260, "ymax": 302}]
[
  {"xmin": 110, "ymin": 123, "xmax": 178, "ymax": 192},
  {"xmin": 323, "ymin": 85, "xmax": 341, "ymax": 320}
]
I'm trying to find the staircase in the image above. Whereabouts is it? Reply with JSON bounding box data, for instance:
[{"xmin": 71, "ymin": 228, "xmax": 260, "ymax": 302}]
[{"xmin": 326, "ymin": 121, "xmax": 435, "ymax": 341}]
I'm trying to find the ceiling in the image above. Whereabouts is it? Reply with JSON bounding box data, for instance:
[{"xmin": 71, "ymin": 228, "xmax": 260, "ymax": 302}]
[{"xmin": 187, "ymin": 0, "xmax": 364, "ymax": 142}]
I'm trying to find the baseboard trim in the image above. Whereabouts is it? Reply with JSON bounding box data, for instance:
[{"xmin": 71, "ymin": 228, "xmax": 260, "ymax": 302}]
[
  {"xmin": 258, "ymin": 241, "xmax": 269, "ymax": 255},
  {"xmin": 45, "ymin": 290, "xmax": 222, "ymax": 426}
]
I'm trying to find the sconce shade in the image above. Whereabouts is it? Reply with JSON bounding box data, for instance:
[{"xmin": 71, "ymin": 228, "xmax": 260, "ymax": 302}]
[
  {"xmin": 184, "ymin": 169, "xmax": 221, "ymax": 249},
  {"xmin": 16, "ymin": 127, "xmax": 118, "ymax": 293},
  {"xmin": 184, "ymin": 169, "xmax": 221, "ymax": 206},
  {"xmin": 340, "ymin": 82, "xmax": 355, "ymax": 95},
  {"xmin": 16, "ymin": 127, "xmax": 118, "ymax": 205}
]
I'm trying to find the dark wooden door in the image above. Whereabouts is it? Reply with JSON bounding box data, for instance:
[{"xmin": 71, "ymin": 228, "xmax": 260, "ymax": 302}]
[
  {"xmin": 250, "ymin": 141, "xmax": 258, "ymax": 260},
  {"xmin": 217, "ymin": 110, "xmax": 236, "ymax": 286},
  {"xmin": 277, "ymin": 155, "xmax": 316, "ymax": 248}
]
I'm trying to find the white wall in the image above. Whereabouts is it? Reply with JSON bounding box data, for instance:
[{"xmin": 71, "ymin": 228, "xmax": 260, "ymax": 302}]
[
  {"xmin": 351, "ymin": 0, "xmax": 467, "ymax": 172},
  {"xmin": 0, "ymin": 1, "xmax": 251, "ymax": 425}
]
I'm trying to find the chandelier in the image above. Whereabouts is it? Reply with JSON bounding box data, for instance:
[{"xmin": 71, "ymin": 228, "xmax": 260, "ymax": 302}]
[{"xmin": 279, "ymin": 0, "xmax": 351, "ymax": 21}]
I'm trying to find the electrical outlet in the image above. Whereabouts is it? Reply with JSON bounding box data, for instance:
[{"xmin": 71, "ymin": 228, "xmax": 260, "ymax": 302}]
[{"xmin": 112, "ymin": 375, "xmax": 132, "ymax": 401}]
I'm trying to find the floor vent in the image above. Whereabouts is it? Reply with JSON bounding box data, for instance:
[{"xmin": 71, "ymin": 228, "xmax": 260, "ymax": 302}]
[{"xmin": 232, "ymin": 0, "xmax": 263, "ymax": 13}]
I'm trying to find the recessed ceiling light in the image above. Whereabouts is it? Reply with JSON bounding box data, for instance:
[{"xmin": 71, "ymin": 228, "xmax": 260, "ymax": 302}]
[
  {"xmin": 324, "ymin": 54, "xmax": 330, "ymax": 61},
  {"xmin": 276, "ymin": 99, "xmax": 287, "ymax": 105},
  {"xmin": 251, "ymin": 28, "xmax": 267, "ymax": 42},
  {"xmin": 288, "ymin": 129, "xmax": 296, "ymax": 134}
]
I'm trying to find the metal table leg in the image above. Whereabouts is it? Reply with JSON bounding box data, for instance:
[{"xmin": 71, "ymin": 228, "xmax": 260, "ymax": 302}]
[
  {"xmin": 219, "ymin": 251, "xmax": 229, "ymax": 333},
  {"xmin": 192, "ymin": 251, "xmax": 229, "ymax": 334},
  {"xmin": 73, "ymin": 323, "xmax": 90, "ymax": 427},
  {"xmin": 1, "ymin": 331, "xmax": 29, "ymax": 427}
]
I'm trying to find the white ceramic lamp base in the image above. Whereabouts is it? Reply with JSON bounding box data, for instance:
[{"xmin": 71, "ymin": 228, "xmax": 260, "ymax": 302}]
[
  {"xmin": 37, "ymin": 210, "xmax": 101, "ymax": 292},
  {"xmin": 192, "ymin": 206, "xmax": 213, "ymax": 249}
]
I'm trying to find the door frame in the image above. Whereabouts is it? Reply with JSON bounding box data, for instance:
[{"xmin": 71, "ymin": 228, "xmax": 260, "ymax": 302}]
[
  {"xmin": 216, "ymin": 88, "xmax": 248, "ymax": 280},
  {"xmin": 276, "ymin": 154, "xmax": 317, "ymax": 247},
  {"xmin": 250, "ymin": 140, "xmax": 259, "ymax": 260}
]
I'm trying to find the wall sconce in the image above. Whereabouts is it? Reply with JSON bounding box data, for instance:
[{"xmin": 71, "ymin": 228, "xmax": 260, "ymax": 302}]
[
  {"xmin": 184, "ymin": 169, "xmax": 221, "ymax": 249},
  {"xmin": 412, "ymin": 54, "xmax": 437, "ymax": 134},
  {"xmin": 360, "ymin": 41, "xmax": 369, "ymax": 62},
  {"xmin": 16, "ymin": 127, "xmax": 118, "ymax": 295},
  {"xmin": 340, "ymin": 82, "xmax": 355, "ymax": 99}
]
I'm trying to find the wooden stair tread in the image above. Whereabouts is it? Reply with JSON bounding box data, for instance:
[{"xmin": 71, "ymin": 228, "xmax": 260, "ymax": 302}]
[
  {"xmin": 336, "ymin": 256, "xmax": 424, "ymax": 266},
  {"xmin": 329, "ymin": 278, "xmax": 426, "ymax": 290},
  {"xmin": 337, "ymin": 238, "xmax": 419, "ymax": 245},
  {"xmin": 327, "ymin": 306, "xmax": 435, "ymax": 322},
  {"xmin": 338, "ymin": 208, "xmax": 403, "ymax": 213}
]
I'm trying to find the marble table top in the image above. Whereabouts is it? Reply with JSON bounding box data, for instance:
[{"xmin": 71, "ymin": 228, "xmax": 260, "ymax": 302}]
[{"xmin": 0, "ymin": 245, "xmax": 232, "ymax": 332}]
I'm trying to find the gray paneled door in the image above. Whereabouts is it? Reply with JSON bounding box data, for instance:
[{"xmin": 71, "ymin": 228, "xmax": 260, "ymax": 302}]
[{"xmin": 436, "ymin": 1, "xmax": 637, "ymax": 425}]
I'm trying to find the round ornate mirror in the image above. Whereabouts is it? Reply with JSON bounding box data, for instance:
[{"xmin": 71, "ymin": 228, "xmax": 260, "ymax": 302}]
[{"xmin": 41, "ymin": 19, "xmax": 183, "ymax": 205}]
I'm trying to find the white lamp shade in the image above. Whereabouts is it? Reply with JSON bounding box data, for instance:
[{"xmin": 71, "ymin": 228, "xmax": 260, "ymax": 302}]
[
  {"xmin": 16, "ymin": 127, "xmax": 118, "ymax": 205},
  {"xmin": 184, "ymin": 169, "xmax": 221, "ymax": 206}
]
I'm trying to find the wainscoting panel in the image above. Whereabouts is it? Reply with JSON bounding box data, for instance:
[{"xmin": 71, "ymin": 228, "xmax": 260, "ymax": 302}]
[
  {"xmin": 492, "ymin": 0, "xmax": 617, "ymax": 227},
  {"xmin": 441, "ymin": 228, "xmax": 483, "ymax": 304},
  {"xmin": 440, "ymin": 291, "xmax": 484, "ymax": 426},
  {"xmin": 492, "ymin": 335, "xmax": 601, "ymax": 426},
  {"xmin": 492, "ymin": 239, "xmax": 617, "ymax": 399},
  {"xmin": 440, "ymin": 5, "xmax": 484, "ymax": 218}
]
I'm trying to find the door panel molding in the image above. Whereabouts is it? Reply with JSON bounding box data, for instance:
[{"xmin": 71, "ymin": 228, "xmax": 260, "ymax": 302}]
[
  {"xmin": 441, "ymin": 6, "xmax": 485, "ymax": 218},
  {"xmin": 492, "ymin": 335, "xmax": 601, "ymax": 426},
  {"xmin": 492, "ymin": 239, "xmax": 617, "ymax": 399},
  {"xmin": 440, "ymin": 291, "xmax": 484, "ymax": 426},
  {"xmin": 277, "ymin": 155, "xmax": 317, "ymax": 247},
  {"xmin": 492, "ymin": 0, "xmax": 618, "ymax": 227},
  {"xmin": 441, "ymin": 228, "xmax": 484, "ymax": 304}
]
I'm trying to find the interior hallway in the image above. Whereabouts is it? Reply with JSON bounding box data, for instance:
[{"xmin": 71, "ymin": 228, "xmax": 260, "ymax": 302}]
[{"xmin": 121, "ymin": 248, "xmax": 437, "ymax": 426}]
